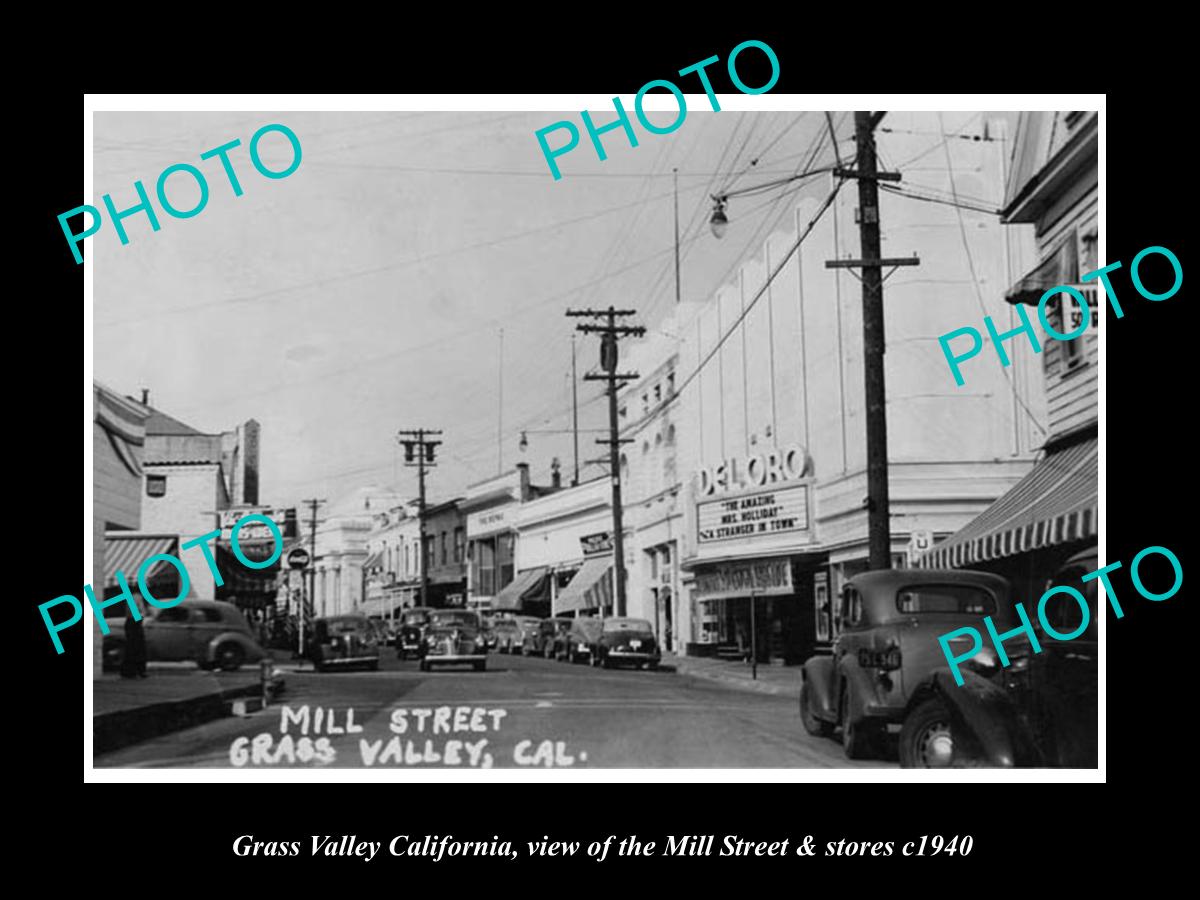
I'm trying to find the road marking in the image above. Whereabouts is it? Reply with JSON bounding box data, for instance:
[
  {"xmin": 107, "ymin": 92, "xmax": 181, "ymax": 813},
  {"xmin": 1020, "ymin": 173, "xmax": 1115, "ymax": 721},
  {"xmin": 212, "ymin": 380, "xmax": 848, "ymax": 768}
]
[{"xmin": 534, "ymin": 700, "xmax": 553, "ymax": 708}]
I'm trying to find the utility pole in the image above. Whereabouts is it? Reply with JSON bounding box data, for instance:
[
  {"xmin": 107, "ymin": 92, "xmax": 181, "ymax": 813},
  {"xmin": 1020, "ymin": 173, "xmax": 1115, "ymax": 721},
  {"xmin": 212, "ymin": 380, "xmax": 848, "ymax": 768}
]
[
  {"xmin": 300, "ymin": 498, "xmax": 324, "ymax": 656},
  {"xmin": 571, "ymin": 335, "xmax": 580, "ymax": 487},
  {"xmin": 496, "ymin": 329, "xmax": 504, "ymax": 476},
  {"xmin": 826, "ymin": 111, "xmax": 919, "ymax": 570},
  {"xmin": 673, "ymin": 167, "xmax": 682, "ymax": 305},
  {"xmin": 398, "ymin": 429, "xmax": 442, "ymax": 608},
  {"xmin": 567, "ymin": 306, "xmax": 645, "ymax": 616}
]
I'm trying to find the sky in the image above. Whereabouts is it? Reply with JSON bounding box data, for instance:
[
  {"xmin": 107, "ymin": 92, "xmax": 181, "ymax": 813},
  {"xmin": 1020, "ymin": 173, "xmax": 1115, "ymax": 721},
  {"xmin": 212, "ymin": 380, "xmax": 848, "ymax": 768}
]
[{"xmin": 91, "ymin": 108, "xmax": 953, "ymax": 510}]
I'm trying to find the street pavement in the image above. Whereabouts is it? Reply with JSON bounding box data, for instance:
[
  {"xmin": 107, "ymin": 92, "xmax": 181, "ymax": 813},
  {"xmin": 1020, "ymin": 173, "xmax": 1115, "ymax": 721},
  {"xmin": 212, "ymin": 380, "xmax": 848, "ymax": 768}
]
[{"xmin": 94, "ymin": 650, "xmax": 895, "ymax": 769}]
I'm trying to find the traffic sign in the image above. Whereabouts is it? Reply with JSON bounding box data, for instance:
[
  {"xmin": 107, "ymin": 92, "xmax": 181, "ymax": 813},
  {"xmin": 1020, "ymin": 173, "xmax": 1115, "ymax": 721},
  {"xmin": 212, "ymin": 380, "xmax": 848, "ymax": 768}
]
[{"xmin": 287, "ymin": 548, "xmax": 311, "ymax": 569}]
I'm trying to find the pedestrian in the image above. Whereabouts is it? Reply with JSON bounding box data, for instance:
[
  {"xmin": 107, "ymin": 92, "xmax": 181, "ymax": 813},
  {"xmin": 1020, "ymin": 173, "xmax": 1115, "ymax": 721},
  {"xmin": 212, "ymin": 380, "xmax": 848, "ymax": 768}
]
[{"xmin": 120, "ymin": 596, "xmax": 148, "ymax": 679}]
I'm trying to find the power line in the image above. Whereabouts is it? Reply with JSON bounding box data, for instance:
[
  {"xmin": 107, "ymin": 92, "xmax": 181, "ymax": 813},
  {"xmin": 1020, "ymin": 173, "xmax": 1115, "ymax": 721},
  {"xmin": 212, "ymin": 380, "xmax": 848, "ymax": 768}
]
[
  {"xmin": 936, "ymin": 112, "xmax": 1046, "ymax": 438},
  {"xmin": 96, "ymin": 181, "xmax": 712, "ymax": 330}
]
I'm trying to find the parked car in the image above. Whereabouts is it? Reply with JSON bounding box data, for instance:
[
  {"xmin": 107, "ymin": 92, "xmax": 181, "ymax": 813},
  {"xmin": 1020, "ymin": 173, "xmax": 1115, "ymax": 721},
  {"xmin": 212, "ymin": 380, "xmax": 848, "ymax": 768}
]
[
  {"xmin": 367, "ymin": 616, "xmax": 395, "ymax": 647},
  {"xmin": 541, "ymin": 617, "xmax": 576, "ymax": 659},
  {"xmin": 901, "ymin": 548, "xmax": 1100, "ymax": 768},
  {"xmin": 800, "ymin": 569, "xmax": 1015, "ymax": 760},
  {"xmin": 509, "ymin": 616, "xmax": 541, "ymax": 655},
  {"xmin": 565, "ymin": 617, "xmax": 604, "ymax": 664},
  {"xmin": 308, "ymin": 614, "xmax": 381, "ymax": 672},
  {"xmin": 480, "ymin": 616, "xmax": 499, "ymax": 650},
  {"xmin": 420, "ymin": 609, "xmax": 488, "ymax": 672},
  {"xmin": 595, "ymin": 617, "xmax": 661, "ymax": 669},
  {"xmin": 493, "ymin": 619, "xmax": 523, "ymax": 654},
  {"xmin": 102, "ymin": 599, "xmax": 267, "ymax": 673},
  {"xmin": 396, "ymin": 607, "xmax": 433, "ymax": 660}
]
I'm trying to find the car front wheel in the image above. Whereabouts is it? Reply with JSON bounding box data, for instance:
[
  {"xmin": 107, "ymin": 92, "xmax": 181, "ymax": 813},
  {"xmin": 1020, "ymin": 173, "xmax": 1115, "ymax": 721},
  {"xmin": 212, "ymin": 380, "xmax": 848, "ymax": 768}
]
[
  {"xmin": 899, "ymin": 698, "xmax": 959, "ymax": 768},
  {"xmin": 216, "ymin": 643, "xmax": 245, "ymax": 672}
]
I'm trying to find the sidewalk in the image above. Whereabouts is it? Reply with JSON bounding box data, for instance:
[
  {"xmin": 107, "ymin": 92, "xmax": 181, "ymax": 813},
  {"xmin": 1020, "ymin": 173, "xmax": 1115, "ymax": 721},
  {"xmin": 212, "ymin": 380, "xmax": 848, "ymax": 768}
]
[
  {"xmin": 93, "ymin": 660, "xmax": 285, "ymax": 755},
  {"xmin": 660, "ymin": 652, "xmax": 802, "ymax": 697}
]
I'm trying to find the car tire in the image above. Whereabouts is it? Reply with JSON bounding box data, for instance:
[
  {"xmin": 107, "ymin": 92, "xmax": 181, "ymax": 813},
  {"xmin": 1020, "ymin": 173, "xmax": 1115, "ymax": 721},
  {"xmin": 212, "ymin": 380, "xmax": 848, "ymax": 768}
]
[
  {"xmin": 473, "ymin": 660, "xmax": 486, "ymax": 672},
  {"xmin": 840, "ymin": 689, "xmax": 881, "ymax": 760},
  {"xmin": 103, "ymin": 642, "xmax": 125, "ymax": 673},
  {"xmin": 899, "ymin": 698, "xmax": 959, "ymax": 768},
  {"xmin": 647, "ymin": 661, "xmax": 659, "ymax": 671},
  {"xmin": 419, "ymin": 659, "xmax": 430, "ymax": 672},
  {"xmin": 601, "ymin": 657, "xmax": 612, "ymax": 669},
  {"xmin": 366, "ymin": 660, "xmax": 379, "ymax": 672},
  {"xmin": 216, "ymin": 643, "xmax": 245, "ymax": 672},
  {"xmin": 800, "ymin": 681, "xmax": 834, "ymax": 738}
]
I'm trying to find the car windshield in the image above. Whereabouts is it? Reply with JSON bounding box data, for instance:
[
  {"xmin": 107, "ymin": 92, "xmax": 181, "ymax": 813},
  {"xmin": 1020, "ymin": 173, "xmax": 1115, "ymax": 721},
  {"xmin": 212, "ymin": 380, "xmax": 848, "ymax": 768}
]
[
  {"xmin": 896, "ymin": 585, "xmax": 995, "ymax": 615},
  {"xmin": 402, "ymin": 611, "xmax": 429, "ymax": 625},
  {"xmin": 602, "ymin": 618, "xmax": 654, "ymax": 634},
  {"xmin": 324, "ymin": 617, "xmax": 369, "ymax": 635},
  {"xmin": 430, "ymin": 611, "xmax": 477, "ymax": 628}
]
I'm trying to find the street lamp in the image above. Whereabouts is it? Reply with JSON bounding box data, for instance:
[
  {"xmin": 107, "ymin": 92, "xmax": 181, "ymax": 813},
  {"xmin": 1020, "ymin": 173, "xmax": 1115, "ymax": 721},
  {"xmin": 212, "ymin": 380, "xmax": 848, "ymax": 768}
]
[
  {"xmin": 709, "ymin": 197, "xmax": 729, "ymax": 239},
  {"xmin": 708, "ymin": 166, "xmax": 840, "ymax": 240}
]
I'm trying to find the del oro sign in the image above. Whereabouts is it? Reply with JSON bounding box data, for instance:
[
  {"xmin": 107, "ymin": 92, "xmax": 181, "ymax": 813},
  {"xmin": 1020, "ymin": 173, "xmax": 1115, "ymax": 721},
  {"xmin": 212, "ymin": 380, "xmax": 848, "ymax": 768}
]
[{"xmin": 696, "ymin": 444, "xmax": 812, "ymax": 497}]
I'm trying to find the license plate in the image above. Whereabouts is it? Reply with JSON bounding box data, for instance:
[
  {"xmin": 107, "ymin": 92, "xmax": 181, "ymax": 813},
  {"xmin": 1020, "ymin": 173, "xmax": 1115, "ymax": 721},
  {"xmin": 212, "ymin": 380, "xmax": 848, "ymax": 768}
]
[{"xmin": 630, "ymin": 640, "xmax": 642, "ymax": 650}]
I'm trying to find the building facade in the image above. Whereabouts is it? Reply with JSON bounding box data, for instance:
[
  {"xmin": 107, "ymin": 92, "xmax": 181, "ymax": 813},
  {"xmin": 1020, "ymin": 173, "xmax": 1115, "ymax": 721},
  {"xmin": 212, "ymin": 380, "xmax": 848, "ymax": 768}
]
[
  {"xmin": 93, "ymin": 383, "xmax": 149, "ymax": 676},
  {"xmin": 312, "ymin": 485, "xmax": 404, "ymax": 617},
  {"xmin": 621, "ymin": 312, "xmax": 692, "ymax": 651},
  {"xmin": 423, "ymin": 499, "xmax": 468, "ymax": 608},
  {"xmin": 668, "ymin": 112, "xmax": 1045, "ymax": 664},
  {"xmin": 508, "ymin": 474, "xmax": 610, "ymax": 619},
  {"xmin": 920, "ymin": 110, "xmax": 1099, "ymax": 599}
]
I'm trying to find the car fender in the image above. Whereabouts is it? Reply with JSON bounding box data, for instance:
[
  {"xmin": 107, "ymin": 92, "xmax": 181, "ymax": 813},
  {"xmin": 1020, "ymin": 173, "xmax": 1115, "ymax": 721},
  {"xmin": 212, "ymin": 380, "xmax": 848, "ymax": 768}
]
[
  {"xmin": 837, "ymin": 657, "xmax": 879, "ymax": 724},
  {"xmin": 204, "ymin": 630, "xmax": 264, "ymax": 662},
  {"xmin": 801, "ymin": 656, "xmax": 837, "ymax": 719},
  {"xmin": 929, "ymin": 670, "xmax": 1031, "ymax": 767}
]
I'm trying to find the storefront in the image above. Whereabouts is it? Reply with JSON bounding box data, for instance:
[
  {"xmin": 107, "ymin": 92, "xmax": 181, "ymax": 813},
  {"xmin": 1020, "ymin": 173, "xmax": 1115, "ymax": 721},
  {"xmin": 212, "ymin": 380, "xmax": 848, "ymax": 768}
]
[
  {"xmin": 214, "ymin": 506, "xmax": 295, "ymax": 614},
  {"xmin": 493, "ymin": 566, "xmax": 551, "ymax": 617},
  {"xmin": 683, "ymin": 444, "xmax": 826, "ymax": 664}
]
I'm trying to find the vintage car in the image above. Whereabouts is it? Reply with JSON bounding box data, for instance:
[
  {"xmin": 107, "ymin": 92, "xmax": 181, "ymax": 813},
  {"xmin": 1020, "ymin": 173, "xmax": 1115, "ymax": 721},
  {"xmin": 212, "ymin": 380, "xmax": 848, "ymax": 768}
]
[
  {"xmin": 396, "ymin": 607, "xmax": 433, "ymax": 660},
  {"xmin": 102, "ymin": 599, "xmax": 268, "ymax": 673},
  {"xmin": 539, "ymin": 617, "xmax": 575, "ymax": 659},
  {"xmin": 480, "ymin": 614, "xmax": 499, "ymax": 650},
  {"xmin": 492, "ymin": 619, "xmax": 523, "ymax": 654},
  {"xmin": 901, "ymin": 548, "xmax": 1099, "ymax": 768},
  {"xmin": 367, "ymin": 616, "xmax": 395, "ymax": 647},
  {"xmin": 564, "ymin": 617, "xmax": 604, "ymax": 664},
  {"xmin": 509, "ymin": 616, "xmax": 542, "ymax": 656},
  {"xmin": 420, "ymin": 609, "xmax": 488, "ymax": 672},
  {"xmin": 800, "ymin": 569, "xmax": 1015, "ymax": 760},
  {"xmin": 595, "ymin": 617, "xmax": 661, "ymax": 669},
  {"xmin": 308, "ymin": 614, "xmax": 381, "ymax": 672}
]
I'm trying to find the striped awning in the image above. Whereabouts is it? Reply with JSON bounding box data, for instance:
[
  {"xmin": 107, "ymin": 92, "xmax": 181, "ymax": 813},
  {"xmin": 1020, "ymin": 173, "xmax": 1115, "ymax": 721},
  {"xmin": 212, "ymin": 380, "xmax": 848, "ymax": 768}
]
[
  {"xmin": 494, "ymin": 566, "xmax": 550, "ymax": 612},
  {"xmin": 362, "ymin": 549, "xmax": 384, "ymax": 573},
  {"xmin": 919, "ymin": 437, "xmax": 1097, "ymax": 569},
  {"xmin": 555, "ymin": 557, "xmax": 613, "ymax": 614},
  {"xmin": 104, "ymin": 535, "xmax": 178, "ymax": 588}
]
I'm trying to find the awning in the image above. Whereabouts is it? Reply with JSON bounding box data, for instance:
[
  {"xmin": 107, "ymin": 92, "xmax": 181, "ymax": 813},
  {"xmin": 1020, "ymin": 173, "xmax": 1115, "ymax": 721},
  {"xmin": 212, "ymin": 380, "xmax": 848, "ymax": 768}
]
[
  {"xmin": 919, "ymin": 437, "xmax": 1097, "ymax": 569},
  {"xmin": 104, "ymin": 535, "xmax": 178, "ymax": 588},
  {"xmin": 1005, "ymin": 237, "xmax": 1077, "ymax": 305},
  {"xmin": 362, "ymin": 549, "xmax": 383, "ymax": 573},
  {"xmin": 493, "ymin": 566, "xmax": 550, "ymax": 612},
  {"xmin": 555, "ymin": 557, "xmax": 613, "ymax": 614}
]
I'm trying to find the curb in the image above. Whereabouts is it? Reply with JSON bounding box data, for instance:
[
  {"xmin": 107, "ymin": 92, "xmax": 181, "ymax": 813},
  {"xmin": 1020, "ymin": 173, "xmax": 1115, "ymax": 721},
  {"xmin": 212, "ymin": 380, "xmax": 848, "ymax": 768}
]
[
  {"xmin": 93, "ymin": 682, "xmax": 265, "ymax": 756},
  {"xmin": 671, "ymin": 663, "xmax": 797, "ymax": 697}
]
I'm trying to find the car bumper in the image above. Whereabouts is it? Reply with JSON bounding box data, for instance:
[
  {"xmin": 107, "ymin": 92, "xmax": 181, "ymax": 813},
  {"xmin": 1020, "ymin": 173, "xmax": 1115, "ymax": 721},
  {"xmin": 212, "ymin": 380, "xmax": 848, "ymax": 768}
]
[
  {"xmin": 606, "ymin": 650, "xmax": 659, "ymax": 663},
  {"xmin": 318, "ymin": 655, "xmax": 379, "ymax": 666},
  {"xmin": 425, "ymin": 653, "xmax": 486, "ymax": 664}
]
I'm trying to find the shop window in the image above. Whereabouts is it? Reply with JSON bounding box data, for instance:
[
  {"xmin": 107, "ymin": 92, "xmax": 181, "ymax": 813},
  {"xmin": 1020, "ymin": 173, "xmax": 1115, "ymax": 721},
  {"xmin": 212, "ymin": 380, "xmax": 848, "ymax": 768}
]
[
  {"xmin": 146, "ymin": 474, "xmax": 167, "ymax": 497},
  {"xmin": 454, "ymin": 527, "xmax": 465, "ymax": 563},
  {"xmin": 839, "ymin": 586, "xmax": 864, "ymax": 631},
  {"xmin": 440, "ymin": 531, "xmax": 448, "ymax": 566}
]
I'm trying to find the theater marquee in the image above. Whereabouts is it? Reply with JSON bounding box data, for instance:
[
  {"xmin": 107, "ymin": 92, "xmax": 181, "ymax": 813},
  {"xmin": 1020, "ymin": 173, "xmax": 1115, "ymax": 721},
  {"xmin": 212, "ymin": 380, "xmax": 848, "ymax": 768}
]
[{"xmin": 697, "ymin": 482, "xmax": 810, "ymax": 544}]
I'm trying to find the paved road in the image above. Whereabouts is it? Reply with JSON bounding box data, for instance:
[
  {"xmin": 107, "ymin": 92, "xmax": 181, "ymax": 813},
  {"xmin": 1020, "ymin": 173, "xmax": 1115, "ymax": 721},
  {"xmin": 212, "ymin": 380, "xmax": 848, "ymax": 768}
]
[{"xmin": 95, "ymin": 651, "xmax": 894, "ymax": 769}]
